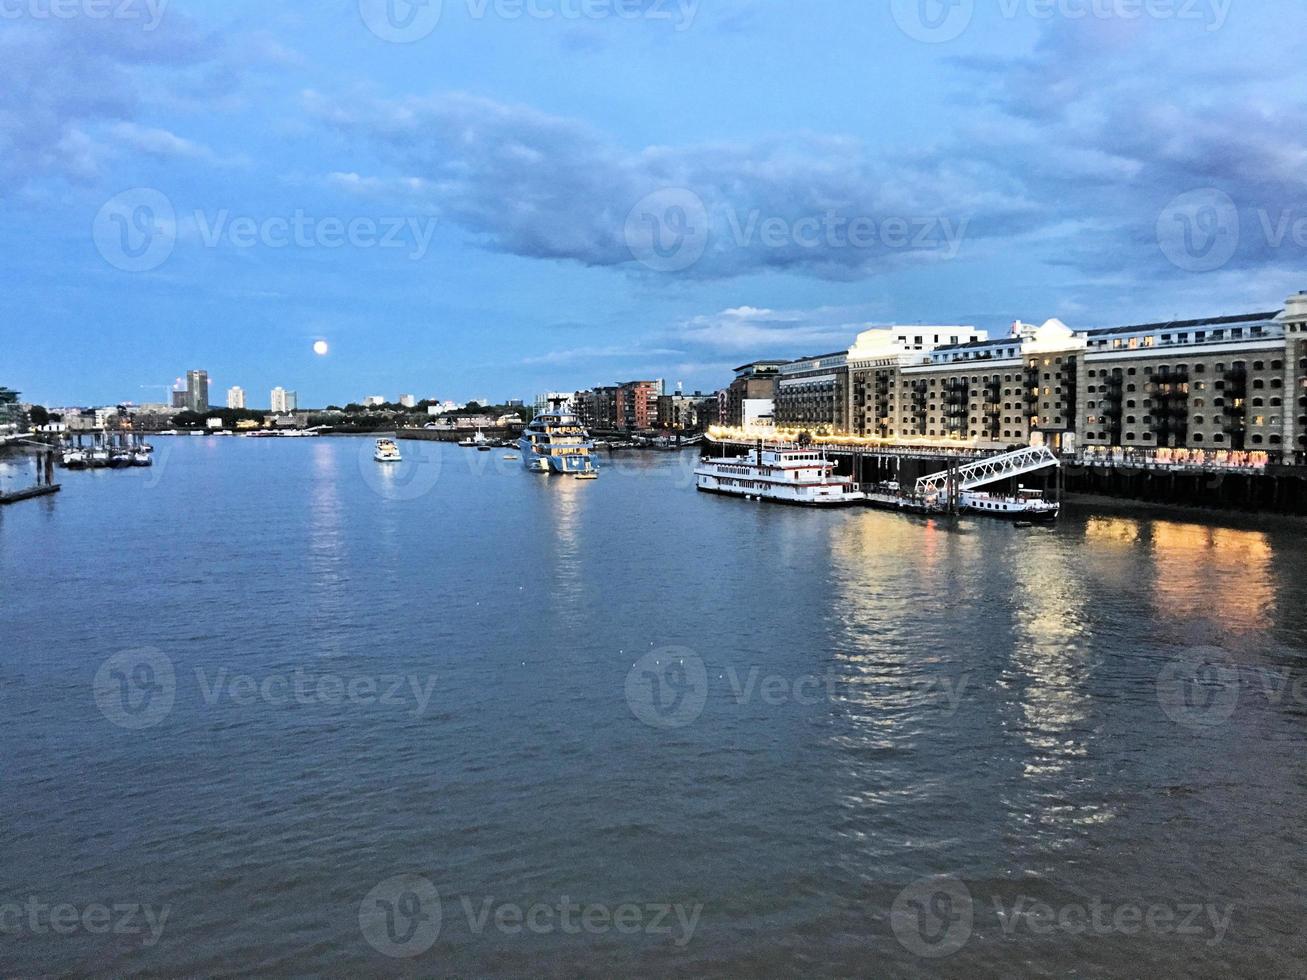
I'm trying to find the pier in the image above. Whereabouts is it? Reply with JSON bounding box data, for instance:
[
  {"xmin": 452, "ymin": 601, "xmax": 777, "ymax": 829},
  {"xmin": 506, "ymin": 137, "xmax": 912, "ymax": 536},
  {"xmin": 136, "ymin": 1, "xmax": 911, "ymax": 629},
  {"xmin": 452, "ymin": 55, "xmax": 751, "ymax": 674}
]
[{"xmin": 706, "ymin": 437, "xmax": 1307, "ymax": 514}]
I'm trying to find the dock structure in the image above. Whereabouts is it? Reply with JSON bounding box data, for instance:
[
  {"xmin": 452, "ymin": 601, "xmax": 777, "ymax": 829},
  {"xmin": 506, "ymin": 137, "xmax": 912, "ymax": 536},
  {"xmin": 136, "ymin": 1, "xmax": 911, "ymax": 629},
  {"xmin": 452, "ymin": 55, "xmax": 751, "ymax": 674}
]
[{"xmin": 0, "ymin": 484, "xmax": 61, "ymax": 505}]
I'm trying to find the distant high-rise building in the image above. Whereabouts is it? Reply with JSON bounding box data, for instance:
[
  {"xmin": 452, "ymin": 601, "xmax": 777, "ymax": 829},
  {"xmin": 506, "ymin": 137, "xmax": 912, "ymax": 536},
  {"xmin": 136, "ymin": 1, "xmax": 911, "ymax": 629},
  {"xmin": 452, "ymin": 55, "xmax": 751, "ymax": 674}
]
[
  {"xmin": 270, "ymin": 388, "xmax": 297, "ymax": 414},
  {"xmin": 171, "ymin": 388, "xmax": 187, "ymax": 409},
  {"xmin": 400, "ymin": 394, "xmax": 416, "ymax": 409},
  {"xmin": 0, "ymin": 386, "xmax": 22, "ymax": 432},
  {"xmin": 364, "ymin": 396, "xmax": 386, "ymax": 407},
  {"xmin": 227, "ymin": 386, "xmax": 246, "ymax": 410},
  {"xmin": 186, "ymin": 370, "xmax": 209, "ymax": 413}
]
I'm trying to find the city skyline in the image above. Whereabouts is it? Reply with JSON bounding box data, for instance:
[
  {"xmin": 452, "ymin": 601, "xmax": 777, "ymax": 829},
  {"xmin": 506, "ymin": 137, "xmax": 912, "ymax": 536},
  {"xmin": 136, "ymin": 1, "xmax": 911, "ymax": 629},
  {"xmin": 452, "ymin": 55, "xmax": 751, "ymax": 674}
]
[{"xmin": 5, "ymin": 3, "xmax": 1307, "ymax": 407}]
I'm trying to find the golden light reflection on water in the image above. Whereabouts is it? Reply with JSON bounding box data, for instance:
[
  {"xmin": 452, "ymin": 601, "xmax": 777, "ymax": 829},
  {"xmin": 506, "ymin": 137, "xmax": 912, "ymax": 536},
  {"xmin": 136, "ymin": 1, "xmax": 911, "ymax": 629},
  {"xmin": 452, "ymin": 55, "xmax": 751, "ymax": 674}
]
[
  {"xmin": 543, "ymin": 476, "xmax": 585, "ymax": 605},
  {"xmin": 1004, "ymin": 534, "xmax": 1113, "ymax": 838},
  {"xmin": 1148, "ymin": 520, "xmax": 1275, "ymax": 634}
]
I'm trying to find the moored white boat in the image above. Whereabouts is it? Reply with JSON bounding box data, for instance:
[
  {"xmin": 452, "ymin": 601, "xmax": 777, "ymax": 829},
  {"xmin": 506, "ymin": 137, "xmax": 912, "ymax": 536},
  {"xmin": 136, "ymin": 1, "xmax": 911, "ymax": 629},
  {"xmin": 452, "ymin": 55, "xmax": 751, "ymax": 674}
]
[
  {"xmin": 695, "ymin": 445, "xmax": 865, "ymax": 507},
  {"xmin": 520, "ymin": 400, "xmax": 598, "ymax": 477},
  {"xmin": 374, "ymin": 438, "xmax": 403, "ymax": 463},
  {"xmin": 959, "ymin": 489, "xmax": 1059, "ymax": 522}
]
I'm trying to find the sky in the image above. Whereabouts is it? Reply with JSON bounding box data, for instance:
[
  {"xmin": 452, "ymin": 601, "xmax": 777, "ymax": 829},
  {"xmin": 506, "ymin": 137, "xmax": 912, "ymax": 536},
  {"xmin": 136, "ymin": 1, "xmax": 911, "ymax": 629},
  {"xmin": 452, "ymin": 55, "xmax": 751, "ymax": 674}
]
[{"xmin": 2, "ymin": 0, "xmax": 1306, "ymax": 408}]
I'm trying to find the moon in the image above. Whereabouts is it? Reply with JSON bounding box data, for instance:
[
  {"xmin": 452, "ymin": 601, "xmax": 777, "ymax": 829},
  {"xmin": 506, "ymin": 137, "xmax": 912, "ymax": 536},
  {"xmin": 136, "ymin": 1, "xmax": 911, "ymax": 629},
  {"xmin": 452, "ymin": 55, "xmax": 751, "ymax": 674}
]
[{"xmin": 313, "ymin": 340, "xmax": 330, "ymax": 356}]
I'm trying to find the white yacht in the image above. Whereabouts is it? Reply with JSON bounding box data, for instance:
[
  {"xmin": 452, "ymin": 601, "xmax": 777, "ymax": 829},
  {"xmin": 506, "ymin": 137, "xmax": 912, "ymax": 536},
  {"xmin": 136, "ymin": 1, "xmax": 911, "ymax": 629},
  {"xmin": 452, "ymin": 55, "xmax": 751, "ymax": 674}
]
[
  {"xmin": 959, "ymin": 488, "xmax": 1059, "ymax": 522},
  {"xmin": 695, "ymin": 445, "xmax": 865, "ymax": 507},
  {"xmin": 520, "ymin": 401, "xmax": 598, "ymax": 476},
  {"xmin": 373, "ymin": 438, "xmax": 403, "ymax": 463}
]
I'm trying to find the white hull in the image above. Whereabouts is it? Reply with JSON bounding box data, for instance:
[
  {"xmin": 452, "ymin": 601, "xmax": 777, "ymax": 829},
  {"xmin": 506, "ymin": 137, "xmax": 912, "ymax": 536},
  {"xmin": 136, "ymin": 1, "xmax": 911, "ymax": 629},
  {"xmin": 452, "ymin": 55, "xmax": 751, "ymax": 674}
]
[
  {"xmin": 959, "ymin": 491, "xmax": 1059, "ymax": 521},
  {"xmin": 695, "ymin": 449, "xmax": 865, "ymax": 507}
]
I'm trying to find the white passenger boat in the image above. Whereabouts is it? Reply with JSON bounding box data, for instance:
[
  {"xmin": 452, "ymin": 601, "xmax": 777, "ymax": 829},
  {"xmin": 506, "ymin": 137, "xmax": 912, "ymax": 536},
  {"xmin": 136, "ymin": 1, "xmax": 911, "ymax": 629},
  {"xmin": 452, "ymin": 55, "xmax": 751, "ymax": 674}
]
[
  {"xmin": 373, "ymin": 438, "xmax": 403, "ymax": 463},
  {"xmin": 959, "ymin": 489, "xmax": 1059, "ymax": 522},
  {"xmin": 695, "ymin": 445, "xmax": 865, "ymax": 507},
  {"xmin": 520, "ymin": 400, "xmax": 598, "ymax": 476}
]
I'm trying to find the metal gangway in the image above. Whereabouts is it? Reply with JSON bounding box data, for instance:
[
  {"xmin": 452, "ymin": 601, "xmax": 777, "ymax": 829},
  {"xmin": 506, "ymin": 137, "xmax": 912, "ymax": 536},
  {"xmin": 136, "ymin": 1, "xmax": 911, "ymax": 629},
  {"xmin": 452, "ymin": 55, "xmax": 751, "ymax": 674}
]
[{"xmin": 916, "ymin": 445, "xmax": 1061, "ymax": 498}]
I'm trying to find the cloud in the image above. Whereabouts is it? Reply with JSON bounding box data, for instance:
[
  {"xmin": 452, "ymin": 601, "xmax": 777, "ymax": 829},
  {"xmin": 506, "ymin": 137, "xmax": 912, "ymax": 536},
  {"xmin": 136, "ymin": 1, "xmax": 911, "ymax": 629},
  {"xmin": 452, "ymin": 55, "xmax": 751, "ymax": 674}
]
[
  {"xmin": 0, "ymin": 16, "xmax": 291, "ymax": 195},
  {"xmin": 952, "ymin": 13, "xmax": 1307, "ymax": 287},
  {"xmin": 672, "ymin": 305, "xmax": 880, "ymax": 354},
  {"xmin": 520, "ymin": 345, "xmax": 685, "ymax": 366},
  {"xmin": 304, "ymin": 89, "xmax": 1032, "ymax": 281}
]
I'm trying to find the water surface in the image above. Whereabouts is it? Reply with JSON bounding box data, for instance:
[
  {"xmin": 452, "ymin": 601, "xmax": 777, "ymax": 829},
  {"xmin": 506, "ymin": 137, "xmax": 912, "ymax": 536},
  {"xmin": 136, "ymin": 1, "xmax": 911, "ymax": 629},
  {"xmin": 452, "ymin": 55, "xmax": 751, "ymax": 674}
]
[{"xmin": 2, "ymin": 437, "xmax": 1306, "ymax": 976}]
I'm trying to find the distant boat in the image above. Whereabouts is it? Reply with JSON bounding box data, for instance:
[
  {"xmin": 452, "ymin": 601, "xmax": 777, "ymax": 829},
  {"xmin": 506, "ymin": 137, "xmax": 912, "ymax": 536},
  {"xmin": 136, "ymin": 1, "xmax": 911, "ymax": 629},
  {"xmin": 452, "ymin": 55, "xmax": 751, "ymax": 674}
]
[
  {"xmin": 131, "ymin": 450, "xmax": 153, "ymax": 467},
  {"xmin": 374, "ymin": 438, "xmax": 403, "ymax": 463}
]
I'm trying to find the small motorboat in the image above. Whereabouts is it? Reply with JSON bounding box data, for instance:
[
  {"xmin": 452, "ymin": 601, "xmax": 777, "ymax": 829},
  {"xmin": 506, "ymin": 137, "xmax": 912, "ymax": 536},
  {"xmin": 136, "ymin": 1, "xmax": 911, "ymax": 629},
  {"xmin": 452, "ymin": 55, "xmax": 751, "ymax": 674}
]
[
  {"xmin": 62, "ymin": 449, "xmax": 88, "ymax": 470},
  {"xmin": 575, "ymin": 470, "xmax": 599, "ymax": 480},
  {"xmin": 503, "ymin": 454, "xmax": 520, "ymax": 461},
  {"xmin": 131, "ymin": 451, "xmax": 153, "ymax": 467},
  {"xmin": 374, "ymin": 438, "xmax": 403, "ymax": 463}
]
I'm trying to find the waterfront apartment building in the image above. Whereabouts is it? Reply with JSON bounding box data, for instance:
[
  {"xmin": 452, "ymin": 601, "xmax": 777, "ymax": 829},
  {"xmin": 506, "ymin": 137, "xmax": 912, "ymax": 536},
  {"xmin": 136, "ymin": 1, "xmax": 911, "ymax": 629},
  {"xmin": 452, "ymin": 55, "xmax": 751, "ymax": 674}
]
[
  {"xmin": 574, "ymin": 386, "xmax": 618, "ymax": 431},
  {"xmin": 775, "ymin": 351, "xmax": 850, "ymax": 433},
  {"xmin": 186, "ymin": 370, "xmax": 209, "ymax": 413},
  {"xmin": 657, "ymin": 391, "xmax": 717, "ymax": 431},
  {"xmin": 723, "ymin": 361, "xmax": 785, "ymax": 427},
  {"xmin": 227, "ymin": 386, "xmax": 246, "ymax": 410},
  {"xmin": 785, "ymin": 326, "xmax": 988, "ymax": 437},
  {"xmin": 271, "ymin": 388, "xmax": 297, "ymax": 414},
  {"xmin": 616, "ymin": 380, "xmax": 661, "ymax": 431},
  {"xmin": 782, "ymin": 292, "xmax": 1307, "ymax": 459}
]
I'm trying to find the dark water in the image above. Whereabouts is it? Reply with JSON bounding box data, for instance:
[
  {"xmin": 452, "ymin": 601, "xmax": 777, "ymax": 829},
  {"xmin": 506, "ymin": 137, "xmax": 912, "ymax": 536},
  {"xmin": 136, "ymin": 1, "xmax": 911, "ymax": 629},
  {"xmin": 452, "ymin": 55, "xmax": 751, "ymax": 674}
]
[{"xmin": 2, "ymin": 437, "xmax": 1307, "ymax": 977}]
